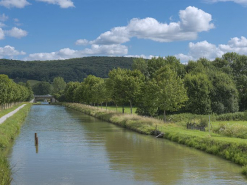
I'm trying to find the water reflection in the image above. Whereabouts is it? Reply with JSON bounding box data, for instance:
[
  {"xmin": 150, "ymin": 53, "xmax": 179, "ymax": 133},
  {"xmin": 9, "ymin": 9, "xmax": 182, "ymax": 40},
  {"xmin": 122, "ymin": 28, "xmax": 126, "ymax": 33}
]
[{"xmin": 9, "ymin": 105, "xmax": 247, "ymax": 185}]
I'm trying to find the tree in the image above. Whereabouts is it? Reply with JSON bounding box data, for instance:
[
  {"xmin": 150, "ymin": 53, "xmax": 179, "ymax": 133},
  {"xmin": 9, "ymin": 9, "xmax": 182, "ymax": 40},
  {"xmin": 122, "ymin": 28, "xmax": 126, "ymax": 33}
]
[
  {"xmin": 136, "ymin": 79, "xmax": 160, "ymax": 116},
  {"xmin": 184, "ymin": 73, "xmax": 212, "ymax": 114},
  {"xmin": 132, "ymin": 58, "xmax": 149, "ymax": 79},
  {"xmin": 108, "ymin": 68, "xmax": 145, "ymax": 114},
  {"xmin": 64, "ymin": 82, "xmax": 80, "ymax": 102},
  {"xmin": 32, "ymin": 82, "xmax": 52, "ymax": 95},
  {"xmin": 164, "ymin": 56, "xmax": 185, "ymax": 77},
  {"xmin": 154, "ymin": 66, "xmax": 188, "ymax": 122},
  {"xmin": 52, "ymin": 77, "xmax": 66, "ymax": 94},
  {"xmin": 209, "ymin": 71, "xmax": 239, "ymax": 114},
  {"xmin": 147, "ymin": 57, "xmax": 166, "ymax": 79},
  {"xmin": 0, "ymin": 75, "xmax": 13, "ymax": 105},
  {"xmin": 83, "ymin": 75, "xmax": 103, "ymax": 105}
]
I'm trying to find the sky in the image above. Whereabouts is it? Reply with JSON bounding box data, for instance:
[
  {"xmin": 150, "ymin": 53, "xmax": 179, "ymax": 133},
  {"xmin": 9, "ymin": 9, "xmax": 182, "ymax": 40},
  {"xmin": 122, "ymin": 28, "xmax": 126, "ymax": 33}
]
[{"xmin": 0, "ymin": 0, "xmax": 247, "ymax": 62}]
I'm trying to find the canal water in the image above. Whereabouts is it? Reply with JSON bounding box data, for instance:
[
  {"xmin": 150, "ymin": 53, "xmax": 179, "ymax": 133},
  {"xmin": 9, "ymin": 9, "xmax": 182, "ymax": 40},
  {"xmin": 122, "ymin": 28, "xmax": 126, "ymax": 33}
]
[{"xmin": 9, "ymin": 105, "xmax": 247, "ymax": 185}]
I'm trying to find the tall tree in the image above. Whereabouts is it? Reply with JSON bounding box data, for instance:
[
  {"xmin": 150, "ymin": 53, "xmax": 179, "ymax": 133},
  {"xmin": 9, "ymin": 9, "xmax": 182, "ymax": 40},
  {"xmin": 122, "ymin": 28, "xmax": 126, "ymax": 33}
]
[
  {"xmin": 52, "ymin": 77, "xmax": 66, "ymax": 94},
  {"xmin": 64, "ymin": 82, "xmax": 80, "ymax": 102},
  {"xmin": 184, "ymin": 73, "xmax": 212, "ymax": 114},
  {"xmin": 108, "ymin": 68, "xmax": 145, "ymax": 114},
  {"xmin": 154, "ymin": 66, "xmax": 188, "ymax": 122},
  {"xmin": 132, "ymin": 58, "xmax": 149, "ymax": 79}
]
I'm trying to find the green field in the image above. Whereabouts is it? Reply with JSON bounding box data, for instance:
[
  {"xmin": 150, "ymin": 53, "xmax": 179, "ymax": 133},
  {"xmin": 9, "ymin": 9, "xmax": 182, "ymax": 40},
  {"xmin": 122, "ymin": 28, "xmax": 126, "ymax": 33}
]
[{"xmin": 27, "ymin": 80, "xmax": 41, "ymax": 87}]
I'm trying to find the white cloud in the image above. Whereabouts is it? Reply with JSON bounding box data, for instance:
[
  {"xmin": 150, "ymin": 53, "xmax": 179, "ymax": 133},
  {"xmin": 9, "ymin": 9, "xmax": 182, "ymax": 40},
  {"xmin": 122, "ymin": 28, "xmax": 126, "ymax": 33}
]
[
  {"xmin": 0, "ymin": 13, "xmax": 8, "ymax": 21},
  {"xmin": 0, "ymin": 22, "xmax": 6, "ymax": 27},
  {"xmin": 206, "ymin": 0, "xmax": 247, "ymax": 6},
  {"xmin": 179, "ymin": 6, "xmax": 214, "ymax": 32},
  {"xmin": 75, "ymin": 39, "xmax": 89, "ymax": 45},
  {"xmin": 5, "ymin": 27, "xmax": 28, "ymax": 38},
  {"xmin": 0, "ymin": 28, "xmax": 5, "ymax": 39},
  {"xmin": 124, "ymin": 54, "xmax": 158, "ymax": 59},
  {"xmin": 175, "ymin": 36, "xmax": 247, "ymax": 62},
  {"xmin": 37, "ymin": 0, "xmax": 74, "ymax": 8},
  {"xmin": 0, "ymin": 0, "xmax": 30, "ymax": 8},
  {"xmin": 175, "ymin": 53, "xmax": 194, "ymax": 62},
  {"xmin": 25, "ymin": 44, "xmax": 128, "ymax": 61},
  {"xmin": 82, "ymin": 6, "xmax": 214, "ymax": 45},
  {"xmin": 0, "ymin": 45, "xmax": 25, "ymax": 58}
]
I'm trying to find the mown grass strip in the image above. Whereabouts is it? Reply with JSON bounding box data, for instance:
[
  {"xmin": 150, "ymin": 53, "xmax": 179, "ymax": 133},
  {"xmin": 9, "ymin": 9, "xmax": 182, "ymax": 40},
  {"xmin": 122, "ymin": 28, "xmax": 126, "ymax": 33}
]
[
  {"xmin": 64, "ymin": 103, "xmax": 247, "ymax": 177},
  {"xmin": 0, "ymin": 103, "xmax": 25, "ymax": 118},
  {"xmin": 0, "ymin": 103, "xmax": 32, "ymax": 185}
]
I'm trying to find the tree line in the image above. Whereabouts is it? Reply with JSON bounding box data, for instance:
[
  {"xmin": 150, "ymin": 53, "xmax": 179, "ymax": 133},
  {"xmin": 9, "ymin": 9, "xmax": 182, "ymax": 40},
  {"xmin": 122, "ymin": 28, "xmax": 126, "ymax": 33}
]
[
  {"xmin": 57, "ymin": 52, "xmax": 247, "ymax": 121},
  {"xmin": 0, "ymin": 74, "xmax": 33, "ymax": 110}
]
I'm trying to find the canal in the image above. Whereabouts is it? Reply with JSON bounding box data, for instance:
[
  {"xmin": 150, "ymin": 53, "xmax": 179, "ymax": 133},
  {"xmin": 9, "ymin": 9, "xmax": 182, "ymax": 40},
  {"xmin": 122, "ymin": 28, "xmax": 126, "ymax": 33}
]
[{"xmin": 9, "ymin": 105, "xmax": 247, "ymax": 185}]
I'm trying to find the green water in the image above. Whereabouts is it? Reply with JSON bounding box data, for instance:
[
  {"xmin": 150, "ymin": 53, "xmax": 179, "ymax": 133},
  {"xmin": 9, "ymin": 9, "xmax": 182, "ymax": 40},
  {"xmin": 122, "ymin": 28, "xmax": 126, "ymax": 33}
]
[{"xmin": 9, "ymin": 105, "xmax": 247, "ymax": 185}]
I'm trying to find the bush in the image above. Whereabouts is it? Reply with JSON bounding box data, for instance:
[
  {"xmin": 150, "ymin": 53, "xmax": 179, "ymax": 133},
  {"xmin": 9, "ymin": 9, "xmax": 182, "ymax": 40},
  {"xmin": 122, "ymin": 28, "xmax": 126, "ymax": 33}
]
[
  {"xmin": 242, "ymin": 165, "xmax": 247, "ymax": 175},
  {"xmin": 215, "ymin": 112, "xmax": 244, "ymax": 121}
]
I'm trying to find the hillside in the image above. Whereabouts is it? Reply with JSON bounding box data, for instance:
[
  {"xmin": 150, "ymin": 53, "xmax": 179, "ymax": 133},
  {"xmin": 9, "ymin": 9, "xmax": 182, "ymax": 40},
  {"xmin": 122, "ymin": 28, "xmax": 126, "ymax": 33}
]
[{"xmin": 0, "ymin": 57, "xmax": 134, "ymax": 82}]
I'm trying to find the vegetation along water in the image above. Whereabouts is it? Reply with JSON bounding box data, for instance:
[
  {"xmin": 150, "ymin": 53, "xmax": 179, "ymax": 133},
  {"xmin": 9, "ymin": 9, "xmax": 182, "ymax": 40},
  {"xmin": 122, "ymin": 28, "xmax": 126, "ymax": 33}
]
[
  {"xmin": 0, "ymin": 103, "xmax": 31, "ymax": 185},
  {"xmin": 8, "ymin": 105, "xmax": 247, "ymax": 185},
  {"xmin": 2, "ymin": 52, "xmax": 247, "ymax": 183}
]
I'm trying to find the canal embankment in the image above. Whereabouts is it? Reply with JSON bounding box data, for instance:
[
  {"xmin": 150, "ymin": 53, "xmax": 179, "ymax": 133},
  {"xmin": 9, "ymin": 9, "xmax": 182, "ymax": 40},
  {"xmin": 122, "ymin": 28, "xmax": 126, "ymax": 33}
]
[
  {"xmin": 63, "ymin": 103, "xmax": 247, "ymax": 177},
  {"xmin": 0, "ymin": 103, "xmax": 32, "ymax": 185}
]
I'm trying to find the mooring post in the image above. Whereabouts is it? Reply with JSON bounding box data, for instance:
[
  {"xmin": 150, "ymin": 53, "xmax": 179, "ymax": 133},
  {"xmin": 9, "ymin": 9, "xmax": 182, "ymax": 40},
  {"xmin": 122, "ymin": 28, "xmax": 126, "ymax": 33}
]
[{"xmin": 35, "ymin": 133, "xmax": 38, "ymax": 146}]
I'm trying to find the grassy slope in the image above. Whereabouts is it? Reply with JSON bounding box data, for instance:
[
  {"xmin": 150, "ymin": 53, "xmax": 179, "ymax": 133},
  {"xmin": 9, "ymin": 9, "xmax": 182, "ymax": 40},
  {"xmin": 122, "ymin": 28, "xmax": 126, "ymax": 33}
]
[
  {"xmin": 63, "ymin": 103, "xmax": 247, "ymax": 177},
  {"xmin": 0, "ymin": 103, "xmax": 32, "ymax": 185}
]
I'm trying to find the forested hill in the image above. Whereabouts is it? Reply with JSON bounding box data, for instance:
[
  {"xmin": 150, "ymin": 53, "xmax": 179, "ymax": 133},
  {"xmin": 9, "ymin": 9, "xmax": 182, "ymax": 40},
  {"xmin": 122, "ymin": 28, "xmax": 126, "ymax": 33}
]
[{"xmin": 0, "ymin": 57, "xmax": 134, "ymax": 82}]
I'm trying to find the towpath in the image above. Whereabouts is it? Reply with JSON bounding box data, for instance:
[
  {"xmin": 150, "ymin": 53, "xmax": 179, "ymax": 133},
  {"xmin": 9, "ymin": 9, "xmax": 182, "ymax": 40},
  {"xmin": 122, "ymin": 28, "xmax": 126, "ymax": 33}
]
[{"xmin": 0, "ymin": 104, "xmax": 27, "ymax": 125}]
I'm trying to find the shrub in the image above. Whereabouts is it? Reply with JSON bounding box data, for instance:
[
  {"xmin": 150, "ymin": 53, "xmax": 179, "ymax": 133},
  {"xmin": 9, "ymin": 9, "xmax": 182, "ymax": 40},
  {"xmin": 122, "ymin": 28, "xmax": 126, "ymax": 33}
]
[{"xmin": 215, "ymin": 112, "xmax": 244, "ymax": 121}]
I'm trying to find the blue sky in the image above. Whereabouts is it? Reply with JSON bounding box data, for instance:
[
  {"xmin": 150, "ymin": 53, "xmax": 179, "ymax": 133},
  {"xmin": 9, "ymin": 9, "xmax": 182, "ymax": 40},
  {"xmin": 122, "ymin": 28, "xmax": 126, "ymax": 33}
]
[{"xmin": 0, "ymin": 0, "xmax": 247, "ymax": 62}]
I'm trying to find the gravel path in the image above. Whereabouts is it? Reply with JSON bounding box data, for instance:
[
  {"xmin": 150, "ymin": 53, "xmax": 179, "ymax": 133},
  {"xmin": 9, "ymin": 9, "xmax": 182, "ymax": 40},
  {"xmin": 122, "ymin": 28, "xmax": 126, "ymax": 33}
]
[{"xmin": 0, "ymin": 104, "xmax": 27, "ymax": 125}]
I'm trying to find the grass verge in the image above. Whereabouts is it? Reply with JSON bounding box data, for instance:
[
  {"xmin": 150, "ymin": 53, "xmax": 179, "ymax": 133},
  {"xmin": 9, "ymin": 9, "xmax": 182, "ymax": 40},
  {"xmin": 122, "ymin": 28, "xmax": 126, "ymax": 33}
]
[
  {"xmin": 0, "ymin": 103, "xmax": 31, "ymax": 185},
  {"xmin": 64, "ymin": 103, "xmax": 247, "ymax": 177}
]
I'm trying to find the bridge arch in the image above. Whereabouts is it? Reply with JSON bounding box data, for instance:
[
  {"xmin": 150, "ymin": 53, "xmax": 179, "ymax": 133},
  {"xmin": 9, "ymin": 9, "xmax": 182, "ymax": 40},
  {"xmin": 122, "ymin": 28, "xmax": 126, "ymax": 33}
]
[{"xmin": 33, "ymin": 94, "xmax": 57, "ymax": 103}]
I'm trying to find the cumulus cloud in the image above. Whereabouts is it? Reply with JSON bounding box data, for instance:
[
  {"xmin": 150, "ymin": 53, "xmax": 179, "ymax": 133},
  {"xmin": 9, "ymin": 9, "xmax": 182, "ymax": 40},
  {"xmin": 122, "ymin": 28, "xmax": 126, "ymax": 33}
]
[
  {"xmin": 124, "ymin": 55, "xmax": 157, "ymax": 59},
  {"xmin": 5, "ymin": 27, "xmax": 28, "ymax": 38},
  {"xmin": 75, "ymin": 39, "xmax": 89, "ymax": 45},
  {"xmin": 0, "ymin": 45, "xmax": 26, "ymax": 58},
  {"xmin": 175, "ymin": 36, "xmax": 247, "ymax": 62},
  {"xmin": 0, "ymin": 22, "xmax": 6, "ymax": 28},
  {"xmin": 179, "ymin": 6, "xmax": 214, "ymax": 32},
  {"xmin": 37, "ymin": 0, "xmax": 74, "ymax": 8},
  {"xmin": 77, "ymin": 6, "xmax": 214, "ymax": 45},
  {"xmin": 0, "ymin": 0, "xmax": 30, "ymax": 8},
  {"xmin": 25, "ymin": 44, "xmax": 128, "ymax": 61},
  {"xmin": 206, "ymin": 0, "xmax": 247, "ymax": 6}
]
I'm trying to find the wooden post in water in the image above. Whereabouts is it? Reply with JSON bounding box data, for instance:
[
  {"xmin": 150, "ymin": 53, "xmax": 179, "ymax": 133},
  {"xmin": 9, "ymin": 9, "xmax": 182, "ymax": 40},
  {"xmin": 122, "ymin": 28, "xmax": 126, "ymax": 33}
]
[{"xmin": 35, "ymin": 133, "xmax": 38, "ymax": 146}]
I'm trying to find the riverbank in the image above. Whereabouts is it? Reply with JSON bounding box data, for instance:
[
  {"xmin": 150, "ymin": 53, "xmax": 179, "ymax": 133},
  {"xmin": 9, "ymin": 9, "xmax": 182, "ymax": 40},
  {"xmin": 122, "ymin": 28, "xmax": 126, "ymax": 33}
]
[
  {"xmin": 0, "ymin": 103, "xmax": 32, "ymax": 185},
  {"xmin": 63, "ymin": 103, "xmax": 247, "ymax": 177}
]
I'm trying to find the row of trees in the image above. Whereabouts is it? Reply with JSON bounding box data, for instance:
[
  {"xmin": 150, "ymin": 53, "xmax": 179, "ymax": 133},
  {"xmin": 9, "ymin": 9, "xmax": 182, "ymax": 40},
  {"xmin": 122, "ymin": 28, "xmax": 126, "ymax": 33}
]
[
  {"xmin": 32, "ymin": 77, "xmax": 67, "ymax": 99},
  {"xmin": 62, "ymin": 52, "xmax": 246, "ymax": 120},
  {"xmin": 0, "ymin": 74, "xmax": 33, "ymax": 109},
  {"xmin": 63, "ymin": 56, "xmax": 189, "ymax": 121}
]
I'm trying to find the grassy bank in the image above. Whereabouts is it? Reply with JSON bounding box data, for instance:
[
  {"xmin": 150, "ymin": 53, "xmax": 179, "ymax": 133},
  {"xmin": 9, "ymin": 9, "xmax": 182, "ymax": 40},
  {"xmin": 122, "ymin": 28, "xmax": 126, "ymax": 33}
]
[
  {"xmin": 0, "ymin": 103, "xmax": 32, "ymax": 185},
  {"xmin": 64, "ymin": 103, "xmax": 247, "ymax": 177}
]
